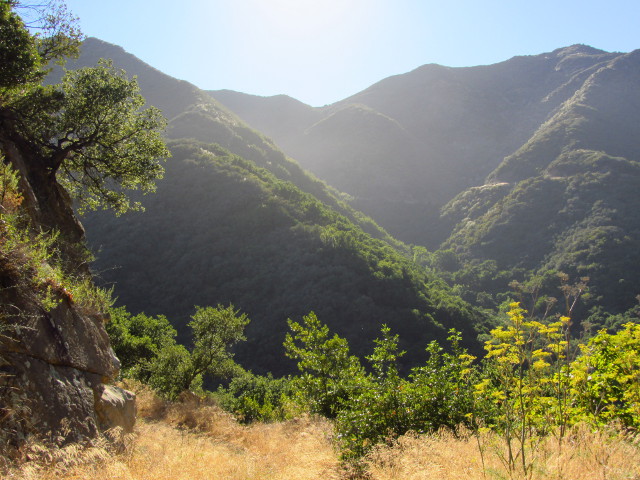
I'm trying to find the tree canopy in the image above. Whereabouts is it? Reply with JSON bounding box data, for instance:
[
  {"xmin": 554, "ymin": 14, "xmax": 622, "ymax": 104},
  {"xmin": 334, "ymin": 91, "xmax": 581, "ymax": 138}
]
[{"xmin": 0, "ymin": 0, "xmax": 168, "ymax": 215}]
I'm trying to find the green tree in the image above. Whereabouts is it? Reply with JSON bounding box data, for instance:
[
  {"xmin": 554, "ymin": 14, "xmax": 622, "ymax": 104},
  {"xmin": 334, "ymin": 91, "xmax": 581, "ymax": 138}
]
[
  {"xmin": 284, "ymin": 312, "xmax": 365, "ymax": 417},
  {"xmin": 106, "ymin": 304, "xmax": 250, "ymax": 400},
  {"xmin": 0, "ymin": 0, "xmax": 41, "ymax": 90},
  {"xmin": 147, "ymin": 304, "xmax": 250, "ymax": 399},
  {"xmin": 0, "ymin": 0, "xmax": 168, "ymax": 254},
  {"xmin": 105, "ymin": 306, "xmax": 177, "ymax": 378},
  {"xmin": 9, "ymin": 60, "xmax": 169, "ymax": 214},
  {"xmin": 183, "ymin": 304, "xmax": 250, "ymax": 387},
  {"xmin": 147, "ymin": 343, "xmax": 194, "ymax": 399}
]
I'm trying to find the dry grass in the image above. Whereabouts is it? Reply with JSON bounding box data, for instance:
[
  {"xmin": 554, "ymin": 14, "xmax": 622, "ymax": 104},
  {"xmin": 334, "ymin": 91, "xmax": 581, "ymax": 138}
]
[
  {"xmin": 364, "ymin": 427, "xmax": 640, "ymax": 480},
  {"xmin": 2, "ymin": 383, "xmax": 341, "ymax": 480},
  {"xmin": 3, "ymin": 384, "xmax": 639, "ymax": 480}
]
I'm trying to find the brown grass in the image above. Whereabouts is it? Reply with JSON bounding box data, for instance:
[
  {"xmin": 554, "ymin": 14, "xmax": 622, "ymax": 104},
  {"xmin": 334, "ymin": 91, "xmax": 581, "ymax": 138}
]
[
  {"xmin": 364, "ymin": 426, "xmax": 640, "ymax": 480},
  {"xmin": 3, "ymin": 384, "xmax": 639, "ymax": 480},
  {"xmin": 2, "ymin": 383, "xmax": 341, "ymax": 480}
]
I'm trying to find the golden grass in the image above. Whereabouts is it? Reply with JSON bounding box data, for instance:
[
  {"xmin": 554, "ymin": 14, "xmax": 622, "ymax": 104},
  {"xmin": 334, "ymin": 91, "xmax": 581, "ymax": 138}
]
[
  {"xmin": 3, "ymin": 384, "xmax": 341, "ymax": 480},
  {"xmin": 3, "ymin": 384, "xmax": 640, "ymax": 480},
  {"xmin": 364, "ymin": 427, "xmax": 640, "ymax": 480}
]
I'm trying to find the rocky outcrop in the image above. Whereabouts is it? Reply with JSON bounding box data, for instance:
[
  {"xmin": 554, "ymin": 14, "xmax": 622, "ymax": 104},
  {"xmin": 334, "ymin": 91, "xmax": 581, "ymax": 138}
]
[
  {"xmin": 0, "ymin": 137, "xmax": 135, "ymax": 448},
  {"xmin": 0, "ymin": 275, "xmax": 135, "ymax": 446}
]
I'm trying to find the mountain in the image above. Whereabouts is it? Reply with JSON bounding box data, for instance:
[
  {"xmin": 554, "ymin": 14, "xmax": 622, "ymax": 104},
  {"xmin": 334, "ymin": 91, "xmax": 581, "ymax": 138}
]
[
  {"xmin": 71, "ymin": 39, "xmax": 485, "ymax": 374},
  {"xmin": 210, "ymin": 45, "xmax": 640, "ymax": 325},
  {"xmin": 441, "ymin": 49, "xmax": 640, "ymax": 319},
  {"xmin": 209, "ymin": 45, "xmax": 621, "ymax": 246}
]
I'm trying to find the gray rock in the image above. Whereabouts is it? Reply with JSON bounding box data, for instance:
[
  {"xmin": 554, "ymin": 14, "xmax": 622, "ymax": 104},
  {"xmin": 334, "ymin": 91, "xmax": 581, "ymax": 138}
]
[{"xmin": 94, "ymin": 384, "xmax": 136, "ymax": 434}]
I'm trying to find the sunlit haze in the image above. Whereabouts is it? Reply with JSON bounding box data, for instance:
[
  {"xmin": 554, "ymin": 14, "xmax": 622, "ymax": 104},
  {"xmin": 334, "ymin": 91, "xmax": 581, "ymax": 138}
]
[{"xmin": 65, "ymin": 0, "xmax": 640, "ymax": 106}]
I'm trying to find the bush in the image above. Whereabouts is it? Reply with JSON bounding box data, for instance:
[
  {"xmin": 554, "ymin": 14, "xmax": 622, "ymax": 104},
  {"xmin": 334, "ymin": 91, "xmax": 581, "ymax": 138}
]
[
  {"xmin": 106, "ymin": 304, "xmax": 249, "ymax": 400},
  {"xmin": 336, "ymin": 328, "xmax": 477, "ymax": 460},
  {"xmin": 217, "ymin": 371, "xmax": 293, "ymax": 423},
  {"xmin": 284, "ymin": 312, "xmax": 366, "ymax": 418},
  {"xmin": 570, "ymin": 322, "xmax": 640, "ymax": 428}
]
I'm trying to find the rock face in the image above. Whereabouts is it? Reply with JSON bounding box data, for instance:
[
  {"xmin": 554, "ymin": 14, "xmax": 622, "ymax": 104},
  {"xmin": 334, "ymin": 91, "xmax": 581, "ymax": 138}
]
[
  {"xmin": 0, "ymin": 283, "xmax": 136, "ymax": 446},
  {"xmin": 0, "ymin": 136, "xmax": 136, "ymax": 447}
]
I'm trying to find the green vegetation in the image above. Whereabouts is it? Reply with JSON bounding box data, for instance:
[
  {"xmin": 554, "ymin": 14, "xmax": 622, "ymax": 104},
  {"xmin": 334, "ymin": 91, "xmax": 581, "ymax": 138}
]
[
  {"xmin": 284, "ymin": 312, "xmax": 365, "ymax": 418},
  {"xmin": 2, "ymin": 4, "xmax": 168, "ymax": 216},
  {"xmin": 571, "ymin": 322, "xmax": 640, "ymax": 429},
  {"xmin": 84, "ymin": 139, "xmax": 487, "ymax": 375},
  {"xmin": 107, "ymin": 304, "xmax": 248, "ymax": 400},
  {"xmin": 440, "ymin": 149, "xmax": 640, "ymax": 330},
  {"xmin": 106, "ymin": 298, "xmax": 640, "ymax": 475},
  {"xmin": 216, "ymin": 371, "xmax": 294, "ymax": 423},
  {"xmin": 0, "ymin": 160, "xmax": 113, "ymax": 314},
  {"xmin": 285, "ymin": 304, "xmax": 639, "ymax": 468}
]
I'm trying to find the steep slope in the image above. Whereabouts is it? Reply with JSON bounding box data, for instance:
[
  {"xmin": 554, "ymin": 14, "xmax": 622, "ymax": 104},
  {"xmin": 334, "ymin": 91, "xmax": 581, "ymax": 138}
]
[
  {"xmin": 85, "ymin": 141, "xmax": 484, "ymax": 374},
  {"xmin": 210, "ymin": 45, "xmax": 621, "ymax": 246},
  {"xmin": 442, "ymin": 49, "xmax": 640, "ymax": 318},
  {"xmin": 58, "ymin": 39, "xmax": 394, "ymax": 246},
  {"xmin": 69, "ymin": 40, "xmax": 485, "ymax": 374},
  {"xmin": 210, "ymin": 90, "xmax": 323, "ymax": 145}
]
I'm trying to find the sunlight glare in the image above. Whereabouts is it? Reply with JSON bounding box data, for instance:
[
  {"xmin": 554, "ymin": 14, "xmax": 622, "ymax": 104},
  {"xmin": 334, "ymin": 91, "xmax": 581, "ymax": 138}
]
[{"xmin": 254, "ymin": 0, "xmax": 367, "ymax": 38}]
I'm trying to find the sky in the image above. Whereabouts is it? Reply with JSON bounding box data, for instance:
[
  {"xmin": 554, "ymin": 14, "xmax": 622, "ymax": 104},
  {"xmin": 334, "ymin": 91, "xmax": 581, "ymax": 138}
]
[{"xmin": 63, "ymin": 0, "xmax": 640, "ymax": 107}]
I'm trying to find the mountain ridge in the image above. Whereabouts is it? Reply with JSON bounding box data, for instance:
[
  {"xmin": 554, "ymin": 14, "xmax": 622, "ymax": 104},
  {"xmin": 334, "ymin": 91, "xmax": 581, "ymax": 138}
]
[
  {"xmin": 71, "ymin": 39, "xmax": 486, "ymax": 375},
  {"xmin": 210, "ymin": 44, "xmax": 640, "ymax": 324},
  {"xmin": 209, "ymin": 44, "xmax": 627, "ymax": 246}
]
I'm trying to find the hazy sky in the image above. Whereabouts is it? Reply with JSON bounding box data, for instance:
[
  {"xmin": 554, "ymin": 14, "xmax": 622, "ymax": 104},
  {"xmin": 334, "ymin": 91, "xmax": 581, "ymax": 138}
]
[{"xmin": 64, "ymin": 0, "xmax": 640, "ymax": 106}]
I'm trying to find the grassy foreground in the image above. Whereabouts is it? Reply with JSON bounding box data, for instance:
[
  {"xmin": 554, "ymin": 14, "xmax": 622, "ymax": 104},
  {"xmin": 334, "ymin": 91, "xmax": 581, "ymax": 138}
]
[{"xmin": 3, "ymin": 383, "xmax": 639, "ymax": 480}]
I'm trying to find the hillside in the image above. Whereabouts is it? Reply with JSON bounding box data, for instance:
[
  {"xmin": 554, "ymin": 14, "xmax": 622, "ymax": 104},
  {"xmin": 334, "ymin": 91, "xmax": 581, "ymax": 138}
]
[
  {"xmin": 71, "ymin": 40, "xmax": 485, "ymax": 375},
  {"xmin": 441, "ymin": 49, "xmax": 640, "ymax": 320},
  {"xmin": 58, "ymin": 38, "xmax": 640, "ymax": 370},
  {"xmin": 209, "ymin": 45, "xmax": 621, "ymax": 246},
  {"xmin": 210, "ymin": 45, "xmax": 640, "ymax": 325}
]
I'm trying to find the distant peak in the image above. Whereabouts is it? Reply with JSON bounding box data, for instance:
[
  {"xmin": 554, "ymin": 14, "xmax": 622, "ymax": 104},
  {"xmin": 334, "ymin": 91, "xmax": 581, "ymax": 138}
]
[
  {"xmin": 84, "ymin": 36, "xmax": 123, "ymax": 50},
  {"xmin": 552, "ymin": 44, "xmax": 607, "ymax": 57}
]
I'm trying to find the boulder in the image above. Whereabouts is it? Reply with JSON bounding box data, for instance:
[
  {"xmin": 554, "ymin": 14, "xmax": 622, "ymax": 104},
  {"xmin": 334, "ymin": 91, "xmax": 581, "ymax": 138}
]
[{"xmin": 94, "ymin": 384, "xmax": 136, "ymax": 434}]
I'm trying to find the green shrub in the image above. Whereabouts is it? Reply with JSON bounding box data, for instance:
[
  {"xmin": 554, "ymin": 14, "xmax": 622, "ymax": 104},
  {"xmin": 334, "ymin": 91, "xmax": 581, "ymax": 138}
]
[
  {"xmin": 336, "ymin": 328, "xmax": 476, "ymax": 460},
  {"xmin": 284, "ymin": 312, "xmax": 366, "ymax": 418},
  {"xmin": 106, "ymin": 306, "xmax": 177, "ymax": 378},
  {"xmin": 106, "ymin": 304, "xmax": 249, "ymax": 400},
  {"xmin": 217, "ymin": 371, "xmax": 293, "ymax": 423},
  {"xmin": 570, "ymin": 322, "xmax": 640, "ymax": 428}
]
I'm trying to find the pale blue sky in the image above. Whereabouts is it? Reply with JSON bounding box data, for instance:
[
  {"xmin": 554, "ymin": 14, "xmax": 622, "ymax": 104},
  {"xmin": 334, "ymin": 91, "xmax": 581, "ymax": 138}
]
[{"xmin": 64, "ymin": 0, "xmax": 640, "ymax": 106}]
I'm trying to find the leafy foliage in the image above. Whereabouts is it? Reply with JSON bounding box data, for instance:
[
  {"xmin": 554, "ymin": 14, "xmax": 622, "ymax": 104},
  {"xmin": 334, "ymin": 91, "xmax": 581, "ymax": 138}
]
[
  {"xmin": 335, "ymin": 328, "xmax": 476, "ymax": 460},
  {"xmin": 106, "ymin": 307, "xmax": 177, "ymax": 378},
  {"xmin": 107, "ymin": 303, "xmax": 249, "ymax": 400},
  {"xmin": 216, "ymin": 371, "xmax": 293, "ymax": 423},
  {"xmin": 1, "ymin": 2, "xmax": 169, "ymax": 217},
  {"xmin": 570, "ymin": 323, "xmax": 640, "ymax": 428},
  {"xmin": 0, "ymin": 0, "xmax": 40, "ymax": 90},
  {"xmin": 10, "ymin": 60, "xmax": 169, "ymax": 213},
  {"xmin": 284, "ymin": 315, "xmax": 477, "ymax": 459},
  {"xmin": 284, "ymin": 312, "xmax": 365, "ymax": 418}
]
